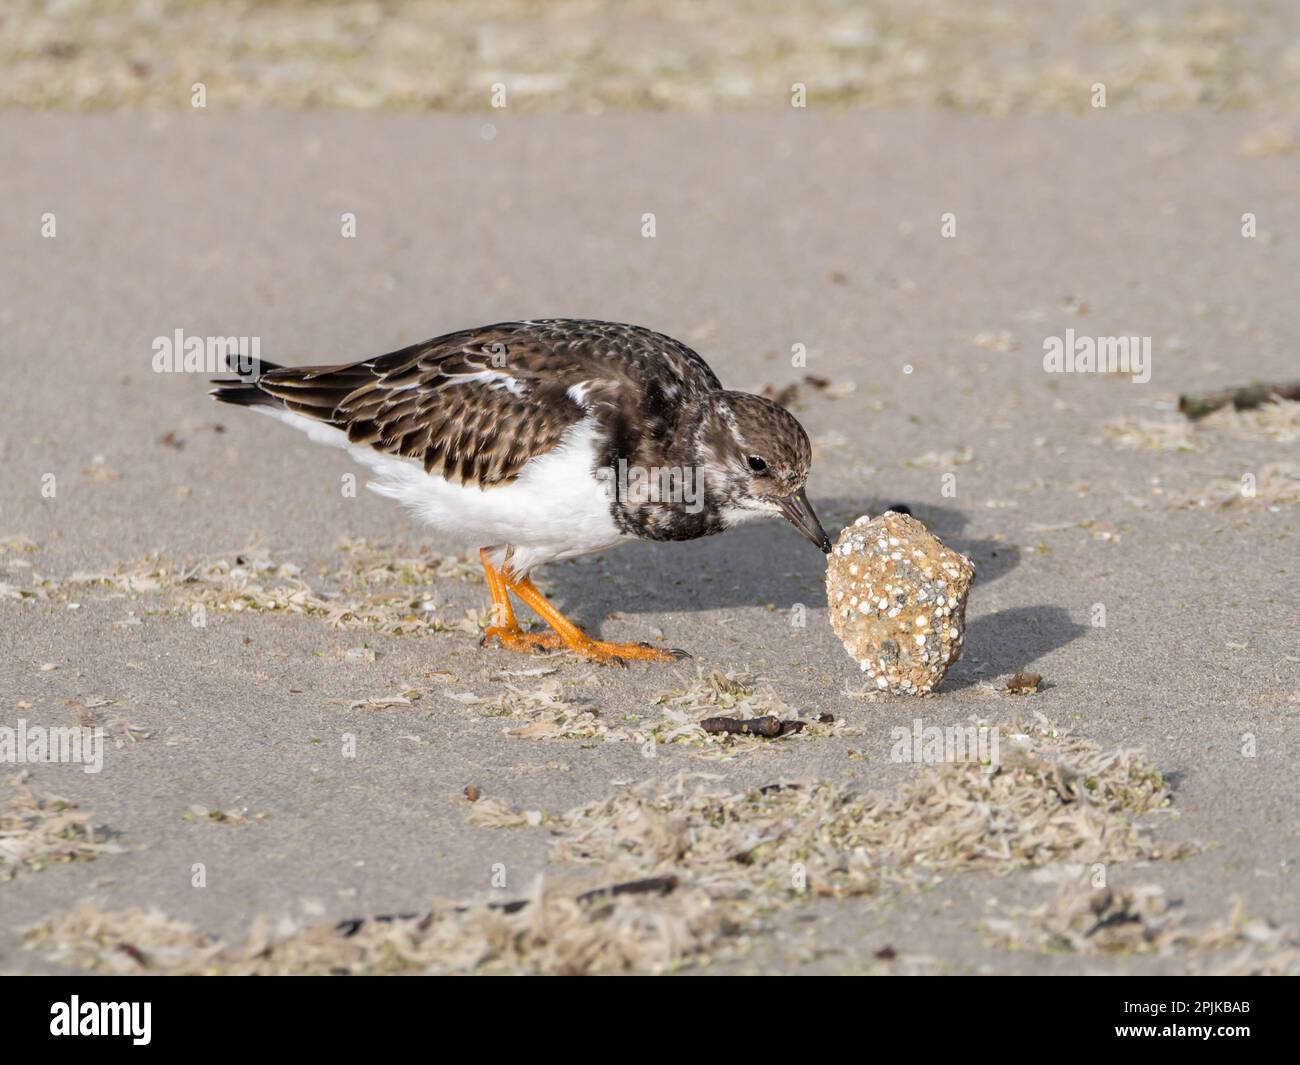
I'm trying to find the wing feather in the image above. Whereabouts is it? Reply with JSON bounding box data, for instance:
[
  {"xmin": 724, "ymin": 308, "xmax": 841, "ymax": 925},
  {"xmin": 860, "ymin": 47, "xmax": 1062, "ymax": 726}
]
[{"xmin": 248, "ymin": 320, "xmax": 721, "ymax": 487}]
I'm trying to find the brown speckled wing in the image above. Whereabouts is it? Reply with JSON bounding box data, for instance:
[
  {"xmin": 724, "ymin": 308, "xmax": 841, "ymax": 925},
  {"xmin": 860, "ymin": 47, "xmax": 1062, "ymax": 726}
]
[{"xmin": 251, "ymin": 320, "xmax": 722, "ymax": 487}]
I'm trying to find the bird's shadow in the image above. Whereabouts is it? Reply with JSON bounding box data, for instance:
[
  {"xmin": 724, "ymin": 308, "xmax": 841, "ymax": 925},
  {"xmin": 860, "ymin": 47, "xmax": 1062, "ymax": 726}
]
[
  {"xmin": 548, "ymin": 498, "xmax": 1021, "ymax": 617},
  {"xmin": 534, "ymin": 498, "xmax": 1093, "ymax": 675}
]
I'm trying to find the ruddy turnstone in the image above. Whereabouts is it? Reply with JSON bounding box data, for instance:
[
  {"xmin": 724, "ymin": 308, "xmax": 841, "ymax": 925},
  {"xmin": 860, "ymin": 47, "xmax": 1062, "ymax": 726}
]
[{"xmin": 211, "ymin": 319, "xmax": 830, "ymax": 665}]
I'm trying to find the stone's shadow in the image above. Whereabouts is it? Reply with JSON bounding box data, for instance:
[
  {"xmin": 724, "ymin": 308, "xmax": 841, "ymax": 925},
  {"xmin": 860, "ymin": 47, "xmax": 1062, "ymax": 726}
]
[
  {"xmin": 543, "ymin": 497, "xmax": 1022, "ymax": 619},
  {"xmin": 943, "ymin": 605, "xmax": 1089, "ymax": 691}
]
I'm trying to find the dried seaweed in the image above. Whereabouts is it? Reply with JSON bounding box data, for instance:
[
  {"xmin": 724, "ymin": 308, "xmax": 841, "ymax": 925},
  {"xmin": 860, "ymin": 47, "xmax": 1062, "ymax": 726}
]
[
  {"xmin": 0, "ymin": 774, "xmax": 121, "ymax": 880},
  {"xmin": 25, "ymin": 543, "xmax": 487, "ymax": 638},
  {"xmin": 19, "ymin": 716, "xmax": 1218, "ymax": 975},
  {"xmin": 1203, "ymin": 398, "xmax": 1300, "ymax": 442},
  {"xmin": 985, "ymin": 883, "xmax": 1300, "ymax": 973},
  {"xmin": 447, "ymin": 680, "xmax": 613, "ymax": 741},
  {"xmin": 646, "ymin": 671, "xmax": 839, "ymax": 755},
  {"xmin": 549, "ymin": 715, "xmax": 1177, "ymax": 897},
  {"xmin": 445, "ymin": 672, "xmax": 835, "ymax": 753},
  {"xmin": 26, "ymin": 878, "xmax": 731, "ymax": 976},
  {"xmin": 1181, "ymin": 461, "xmax": 1300, "ymax": 510},
  {"xmin": 8, "ymin": 2, "xmax": 1291, "ymax": 115},
  {"xmin": 1103, "ymin": 417, "xmax": 1202, "ymax": 453}
]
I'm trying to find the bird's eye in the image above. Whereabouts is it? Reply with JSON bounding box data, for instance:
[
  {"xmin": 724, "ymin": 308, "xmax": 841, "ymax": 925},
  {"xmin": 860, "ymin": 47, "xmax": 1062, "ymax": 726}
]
[{"xmin": 746, "ymin": 455, "xmax": 768, "ymax": 473}]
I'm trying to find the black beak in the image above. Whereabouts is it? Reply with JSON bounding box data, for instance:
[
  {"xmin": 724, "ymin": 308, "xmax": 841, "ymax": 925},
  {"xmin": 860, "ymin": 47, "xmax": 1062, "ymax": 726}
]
[{"xmin": 777, "ymin": 488, "xmax": 833, "ymax": 554}]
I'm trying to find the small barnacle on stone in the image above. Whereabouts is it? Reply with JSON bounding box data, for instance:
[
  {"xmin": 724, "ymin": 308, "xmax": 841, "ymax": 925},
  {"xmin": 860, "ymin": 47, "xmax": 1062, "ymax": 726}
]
[{"xmin": 826, "ymin": 510, "xmax": 975, "ymax": 694}]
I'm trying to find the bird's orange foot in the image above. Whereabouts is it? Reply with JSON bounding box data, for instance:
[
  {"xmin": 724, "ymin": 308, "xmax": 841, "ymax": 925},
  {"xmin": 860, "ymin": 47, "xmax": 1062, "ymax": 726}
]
[
  {"xmin": 480, "ymin": 559, "xmax": 690, "ymax": 667},
  {"xmin": 562, "ymin": 637, "xmax": 691, "ymax": 668},
  {"xmin": 480, "ymin": 626, "xmax": 566, "ymax": 656}
]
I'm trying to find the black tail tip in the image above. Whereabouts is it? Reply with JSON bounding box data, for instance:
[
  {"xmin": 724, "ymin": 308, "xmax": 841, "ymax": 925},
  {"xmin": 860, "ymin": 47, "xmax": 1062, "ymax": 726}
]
[{"xmin": 209, "ymin": 381, "xmax": 274, "ymax": 407}]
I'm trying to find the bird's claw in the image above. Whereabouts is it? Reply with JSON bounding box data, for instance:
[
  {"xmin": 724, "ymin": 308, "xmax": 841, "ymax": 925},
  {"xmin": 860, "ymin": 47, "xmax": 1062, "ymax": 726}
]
[
  {"xmin": 637, "ymin": 641, "xmax": 691, "ymax": 660},
  {"xmin": 484, "ymin": 627, "xmax": 687, "ymax": 666}
]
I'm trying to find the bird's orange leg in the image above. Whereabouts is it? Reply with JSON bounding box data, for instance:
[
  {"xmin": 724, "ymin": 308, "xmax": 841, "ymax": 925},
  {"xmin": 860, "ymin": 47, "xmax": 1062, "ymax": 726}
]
[
  {"xmin": 500, "ymin": 571, "xmax": 688, "ymax": 667},
  {"xmin": 478, "ymin": 549, "xmax": 563, "ymax": 655}
]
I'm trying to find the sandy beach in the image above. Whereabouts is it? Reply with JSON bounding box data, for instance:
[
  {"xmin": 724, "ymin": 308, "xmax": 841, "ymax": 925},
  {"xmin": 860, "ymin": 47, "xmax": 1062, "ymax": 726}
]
[{"xmin": 2, "ymin": 8, "xmax": 1298, "ymax": 974}]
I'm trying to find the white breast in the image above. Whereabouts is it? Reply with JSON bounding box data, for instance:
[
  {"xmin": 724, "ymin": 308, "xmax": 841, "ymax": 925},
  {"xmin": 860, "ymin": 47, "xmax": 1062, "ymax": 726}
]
[{"xmin": 254, "ymin": 409, "xmax": 626, "ymax": 574}]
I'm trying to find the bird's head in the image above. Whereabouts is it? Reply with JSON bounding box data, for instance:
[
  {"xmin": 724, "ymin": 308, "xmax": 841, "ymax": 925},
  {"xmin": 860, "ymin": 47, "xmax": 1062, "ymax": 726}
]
[{"xmin": 694, "ymin": 390, "xmax": 831, "ymax": 553}]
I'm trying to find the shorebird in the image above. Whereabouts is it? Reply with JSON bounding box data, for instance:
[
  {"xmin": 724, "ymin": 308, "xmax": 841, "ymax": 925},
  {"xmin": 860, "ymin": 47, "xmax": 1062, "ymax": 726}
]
[{"xmin": 211, "ymin": 319, "xmax": 830, "ymax": 665}]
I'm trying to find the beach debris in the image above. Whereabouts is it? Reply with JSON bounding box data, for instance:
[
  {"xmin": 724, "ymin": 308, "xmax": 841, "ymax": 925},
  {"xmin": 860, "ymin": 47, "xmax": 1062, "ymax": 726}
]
[
  {"xmin": 183, "ymin": 805, "xmax": 267, "ymax": 826},
  {"xmin": 905, "ymin": 445, "xmax": 974, "ymax": 468},
  {"xmin": 41, "ymin": 543, "xmax": 485, "ymax": 638},
  {"xmin": 986, "ymin": 884, "xmax": 1300, "ymax": 971},
  {"xmin": 1103, "ymin": 417, "xmax": 1202, "ymax": 452},
  {"xmin": 698, "ymin": 715, "xmax": 804, "ymax": 738},
  {"xmin": 648, "ymin": 671, "xmax": 836, "ymax": 753},
  {"xmin": 1180, "ymin": 381, "xmax": 1300, "ymax": 420},
  {"xmin": 449, "ymin": 680, "xmax": 613, "ymax": 741},
  {"xmin": 1200, "ymin": 398, "xmax": 1300, "ymax": 443},
  {"xmin": 26, "ymin": 874, "xmax": 722, "ymax": 976},
  {"xmin": 23, "ymin": 716, "xmax": 1205, "ymax": 975},
  {"xmin": 827, "ymin": 510, "xmax": 975, "ymax": 694},
  {"xmin": 0, "ymin": 775, "xmax": 121, "ymax": 879},
  {"xmin": 1181, "ymin": 461, "xmax": 1300, "ymax": 510},
  {"xmin": 1006, "ymin": 670, "xmax": 1043, "ymax": 694},
  {"xmin": 338, "ymin": 874, "xmax": 680, "ymax": 934},
  {"xmin": 1106, "ymin": 398, "xmax": 1300, "ymax": 454},
  {"xmin": 462, "ymin": 796, "xmax": 545, "ymax": 829},
  {"xmin": 348, "ymin": 691, "xmax": 418, "ymax": 711},
  {"xmin": 552, "ymin": 715, "xmax": 1176, "ymax": 898},
  {"xmin": 440, "ymin": 673, "xmax": 831, "ymax": 753}
]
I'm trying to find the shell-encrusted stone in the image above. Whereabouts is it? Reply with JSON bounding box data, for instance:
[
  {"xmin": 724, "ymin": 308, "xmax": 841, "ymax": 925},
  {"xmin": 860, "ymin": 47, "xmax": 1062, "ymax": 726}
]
[{"xmin": 826, "ymin": 511, "xmax": 975, "ymax": 694}]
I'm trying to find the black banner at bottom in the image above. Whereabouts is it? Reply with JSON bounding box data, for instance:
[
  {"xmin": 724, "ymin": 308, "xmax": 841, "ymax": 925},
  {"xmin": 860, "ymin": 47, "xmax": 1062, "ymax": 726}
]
[{"xmin": 0, "ymin": 974, "xmax": 1280, "ymax": 1050}]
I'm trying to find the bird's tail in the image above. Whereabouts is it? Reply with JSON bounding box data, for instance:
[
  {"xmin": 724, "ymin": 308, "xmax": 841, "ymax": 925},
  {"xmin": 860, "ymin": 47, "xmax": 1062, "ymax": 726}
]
[{"xmin": 209, "ymin": 353, "xmax": 283, "ymax": 408}]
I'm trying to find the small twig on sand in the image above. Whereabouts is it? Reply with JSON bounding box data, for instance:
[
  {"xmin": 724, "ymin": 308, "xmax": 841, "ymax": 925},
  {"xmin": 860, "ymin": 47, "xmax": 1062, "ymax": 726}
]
[
  {"xmin": 757, "ymin": 782, "xmax": 803, "ymax": 795},
  {"xmin": 574, "ymin": 875, "xmax": 679, "ymax": 907},
  {"xmin": 700, "ymin": 715, "xmax": 806, "ymax": 738},
  {"xmin": 335, "ymin": 912, "xmax": 421, "ymax": 937},
  {"xmin": 489, "ymin": 875, "xmax": 681, "ymax": 915},
  {"xmin": 1179, "ymin": 381, "xmax": 1300, "ymax": 420},
  {"xmin": 335, "ymin": 876, "xmax": 680, "ymax": 935}
]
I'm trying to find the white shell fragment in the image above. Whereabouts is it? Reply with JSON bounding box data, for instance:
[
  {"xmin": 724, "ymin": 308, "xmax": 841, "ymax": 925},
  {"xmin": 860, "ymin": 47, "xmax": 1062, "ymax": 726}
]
[{"xmin": 827, "ymin": 511, "xmax": 975, "ymax": 694}]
